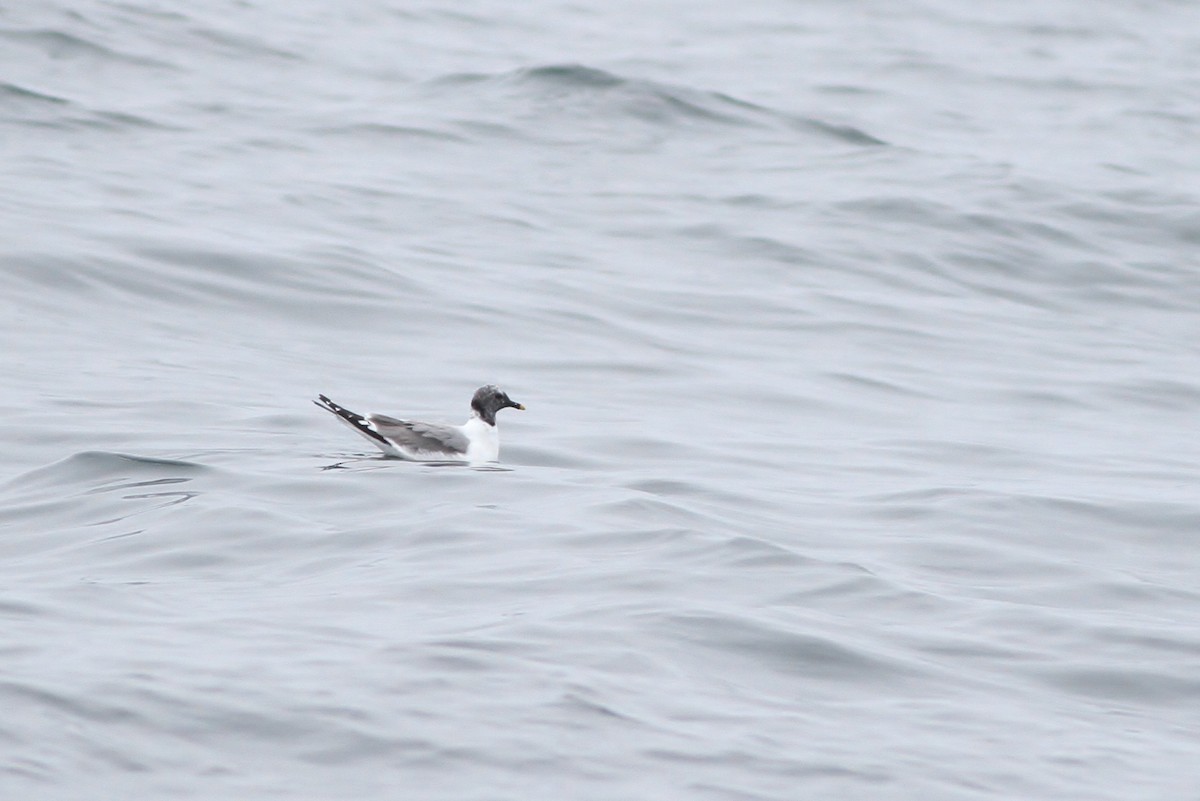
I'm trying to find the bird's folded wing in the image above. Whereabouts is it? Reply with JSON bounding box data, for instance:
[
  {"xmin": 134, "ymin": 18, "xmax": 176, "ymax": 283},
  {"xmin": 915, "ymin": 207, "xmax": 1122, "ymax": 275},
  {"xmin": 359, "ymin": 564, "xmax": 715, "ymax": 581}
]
[{"xmin": 367, "ymin": 414, "xmax": 470, "ymax": 455}]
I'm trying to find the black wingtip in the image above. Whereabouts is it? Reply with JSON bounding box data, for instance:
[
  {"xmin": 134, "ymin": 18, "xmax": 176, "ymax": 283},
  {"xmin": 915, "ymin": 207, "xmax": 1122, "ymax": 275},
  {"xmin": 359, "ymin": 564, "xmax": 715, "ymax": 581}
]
[
  {"xmin": 314, "ymin": 395, "xmax": 395, "ymax": 450},
  {"xmin": 314, "ymin": 395, "xmax": 349, "ymax": 418}
]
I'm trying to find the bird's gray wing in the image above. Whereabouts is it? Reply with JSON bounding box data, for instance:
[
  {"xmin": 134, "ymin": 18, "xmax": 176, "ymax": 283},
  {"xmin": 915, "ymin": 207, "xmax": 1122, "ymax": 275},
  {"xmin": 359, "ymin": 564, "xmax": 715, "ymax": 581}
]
[{"xmin": 367, "ymin": 414, "xmax": 469, "ymax": 455}]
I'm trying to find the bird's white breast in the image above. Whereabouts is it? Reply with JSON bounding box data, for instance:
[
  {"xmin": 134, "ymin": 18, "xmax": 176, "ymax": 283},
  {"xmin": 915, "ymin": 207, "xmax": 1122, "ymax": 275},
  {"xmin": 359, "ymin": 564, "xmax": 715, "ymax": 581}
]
[{"xmin": 461, "ymin": 416, "xmax": 500, "ymax": 463}]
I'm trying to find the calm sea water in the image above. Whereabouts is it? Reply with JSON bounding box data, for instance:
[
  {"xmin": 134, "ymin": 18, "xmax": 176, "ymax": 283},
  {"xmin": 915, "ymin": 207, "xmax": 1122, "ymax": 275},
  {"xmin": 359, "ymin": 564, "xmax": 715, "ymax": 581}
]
[{"xmin": 2, "ymin": 1, "xmax": 1198, "ymax": 798}]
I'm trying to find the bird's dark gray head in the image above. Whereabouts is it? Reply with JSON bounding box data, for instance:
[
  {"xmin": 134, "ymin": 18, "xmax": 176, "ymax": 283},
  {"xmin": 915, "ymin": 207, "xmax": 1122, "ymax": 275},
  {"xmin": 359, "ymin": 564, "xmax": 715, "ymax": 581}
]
[{"xmin": 471, "ymin": 384, "xmax": 524, "ymax": 426}]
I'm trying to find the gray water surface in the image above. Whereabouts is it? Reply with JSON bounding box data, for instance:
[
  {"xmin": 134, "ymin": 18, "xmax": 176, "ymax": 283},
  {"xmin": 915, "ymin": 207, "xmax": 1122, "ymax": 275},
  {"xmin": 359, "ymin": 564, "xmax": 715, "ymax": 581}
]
[{"xmin": 2, "ymin": 1, "xmax": 1199, "ymax": 799}]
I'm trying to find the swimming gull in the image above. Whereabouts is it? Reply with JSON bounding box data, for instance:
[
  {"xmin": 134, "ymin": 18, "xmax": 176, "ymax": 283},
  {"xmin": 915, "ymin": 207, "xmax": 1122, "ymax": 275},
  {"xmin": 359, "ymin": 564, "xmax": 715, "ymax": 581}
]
[{"xmin": 314, "ymin": 384, "xmax": 524, "ymax": 463}]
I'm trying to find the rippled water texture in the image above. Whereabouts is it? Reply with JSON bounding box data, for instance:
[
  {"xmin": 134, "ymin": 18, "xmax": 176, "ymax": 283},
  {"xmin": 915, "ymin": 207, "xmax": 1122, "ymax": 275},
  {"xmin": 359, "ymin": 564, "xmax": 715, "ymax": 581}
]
[{"xmin": 2, "ymin": 1, "xmax": 1198, "ymax": 798}]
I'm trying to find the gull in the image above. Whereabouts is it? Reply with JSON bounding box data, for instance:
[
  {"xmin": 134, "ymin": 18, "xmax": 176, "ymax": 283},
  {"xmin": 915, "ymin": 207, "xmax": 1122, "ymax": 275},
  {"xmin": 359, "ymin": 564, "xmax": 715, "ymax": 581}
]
[{"xmin": 314, "ymin": 385, "xmax": 524, "ymax": 463}]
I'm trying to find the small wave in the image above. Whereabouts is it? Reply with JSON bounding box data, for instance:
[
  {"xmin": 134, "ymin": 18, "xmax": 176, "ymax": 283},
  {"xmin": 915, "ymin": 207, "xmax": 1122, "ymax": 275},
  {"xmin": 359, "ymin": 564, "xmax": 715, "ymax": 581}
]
[
  {"xmin": 63, "ymin": 109, "xmax": 179, "ymax": 133},
  {"xmin": 0, "ymin": 82, "xmax": 69, "ymax": 107},
  {"xmin": 0, "ymin": 80, "xmax": 175, "ymax": 133},
  {"xmin": 0, "ymin": 248, "xmax": 422, "ymax": 330},
  {"xmin": 3, "ymin": 451, "xmax": 208, "ymax": 494},
  {"xmin": 664, "ymin": 611, "xmax": 923, "ymax": 684},
  {"xmin": 311, "ymin": 122, "xmax": 468, "ymax": 144},
  {"xmin": 6, "ymin": 107, "xmax": 177, "ymax": 134},
  {"xmin": 1036, "ymin": 665, "xmax": 1200, "ymax": 706},
  {"xmin": 0, "ymin": 679, "xmax": 143, "ymax": 725},
  {"xmin": 427, "ymin": 63, "xmax": 886, "ymax": 146},
  {"xmin": 0, "ymin": 81, "xmax": 76, "ymax": 129},
  {"xmin": 517, "ymin": 64, "xmax": 626, "ymax": 90},
  {"xmin": 0, "ymin": 28, "xmax": 170, "ymax": 68},
  {"xmin": 711, "ymin": 90, "xmax": 886, "ymax": 145},
  {"xmin": 0, "ymin": 453, "xmax": 208, "ymax": 546},
  {"xmin": 184, "ymin": 24, "xmax": 300, "ymax": 62}
]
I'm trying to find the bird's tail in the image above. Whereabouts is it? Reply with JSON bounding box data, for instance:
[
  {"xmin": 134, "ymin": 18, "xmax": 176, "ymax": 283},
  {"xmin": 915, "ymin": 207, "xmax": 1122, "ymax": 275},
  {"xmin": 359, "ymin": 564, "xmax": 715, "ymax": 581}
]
[{"xmin": 314, "ymin": 394, "xmax": 395, "ymax": 451}]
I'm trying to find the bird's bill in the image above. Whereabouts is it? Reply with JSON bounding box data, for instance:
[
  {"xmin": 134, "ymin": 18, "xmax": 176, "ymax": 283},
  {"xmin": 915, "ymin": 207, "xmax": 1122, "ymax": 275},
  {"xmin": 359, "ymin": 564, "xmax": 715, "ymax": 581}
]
[{"xmin": 511, "ymin": 401, "xmax": 526, "ymax": 411}]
